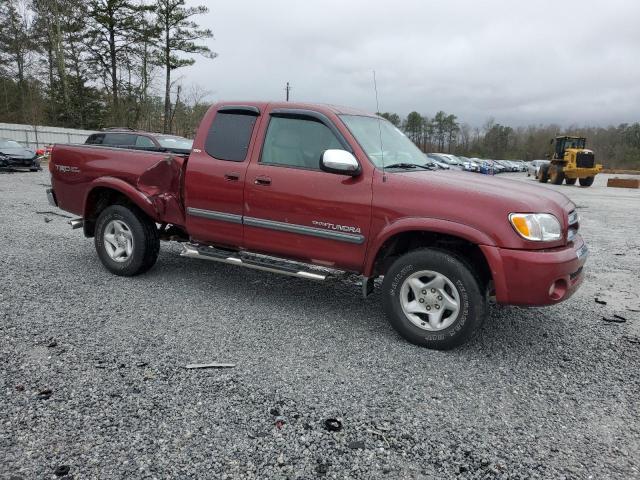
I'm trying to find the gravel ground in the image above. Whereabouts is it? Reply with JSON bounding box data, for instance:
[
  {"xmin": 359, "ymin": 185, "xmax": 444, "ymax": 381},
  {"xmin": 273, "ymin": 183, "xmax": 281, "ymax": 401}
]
[{"xmin": 1, "ymin": 169, "xmax": 639, "ymax": 479}]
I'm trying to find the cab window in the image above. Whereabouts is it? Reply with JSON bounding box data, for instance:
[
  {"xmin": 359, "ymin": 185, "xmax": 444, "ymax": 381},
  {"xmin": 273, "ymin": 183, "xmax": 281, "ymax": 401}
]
[
  {"xmin": 260, "ymin": 116, "xmax": 342, "ymax": 169},
  {"xmin": 205, "ymin": 111, "xmax": 257, "ymax": 162}
]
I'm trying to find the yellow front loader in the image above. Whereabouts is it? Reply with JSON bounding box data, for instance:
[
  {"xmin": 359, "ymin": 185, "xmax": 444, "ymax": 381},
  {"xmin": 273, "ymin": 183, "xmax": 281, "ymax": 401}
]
[{"xmin": 539, "ymin": 136, "xmax": 603, "ymax": 187}]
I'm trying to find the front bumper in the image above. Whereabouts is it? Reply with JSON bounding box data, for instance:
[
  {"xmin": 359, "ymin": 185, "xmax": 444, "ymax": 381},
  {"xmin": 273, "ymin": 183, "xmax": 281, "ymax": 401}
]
[
  {"xmin": 0, "ymin": 156, "xmax": 41, "ymax": 169},
  {"xmin": 481, "ymin": 235, "xmax": 587, "ymax": 306}
]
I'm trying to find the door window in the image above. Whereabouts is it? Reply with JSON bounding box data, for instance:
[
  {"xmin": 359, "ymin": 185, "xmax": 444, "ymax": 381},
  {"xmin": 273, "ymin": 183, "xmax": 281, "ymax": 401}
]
[
  {"xmin": 260, "ymin": 116, "xmax": 342, "ymax": 169},
  {"xmin": 205, "ymin": 112, "xmax": 257, "ymax": 162}
]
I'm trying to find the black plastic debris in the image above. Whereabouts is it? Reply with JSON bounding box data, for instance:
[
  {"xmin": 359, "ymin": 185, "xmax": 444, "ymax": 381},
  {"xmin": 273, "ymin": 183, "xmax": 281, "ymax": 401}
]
[
  {"xmin": 54, "ymin": 465, "xmax": 70, "ymax": 476},
  {"xmin": 37, "ymin": 388, "xmax": 52, "ymax": 400},
  {"xmin": 323, "ymin": 418, "xmax": 342, "ymax": 432},
  {"xmin": 602, "ymin": 316, "xmax": 626, "ymax": 324},
  {"xmin": 594, "ymin": 298, "xmax": 607, "ymax": 305}
]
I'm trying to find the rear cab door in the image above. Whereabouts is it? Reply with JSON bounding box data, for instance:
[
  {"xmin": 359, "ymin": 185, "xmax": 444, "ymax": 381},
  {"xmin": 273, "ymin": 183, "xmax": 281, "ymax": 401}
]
[
  {"xmin": 184, "ymin": 104, "xmax": 264, "ymax": 247},
  {"xmin": 242, "ymin": 105, "xmax": 374, "ymax": 271}
]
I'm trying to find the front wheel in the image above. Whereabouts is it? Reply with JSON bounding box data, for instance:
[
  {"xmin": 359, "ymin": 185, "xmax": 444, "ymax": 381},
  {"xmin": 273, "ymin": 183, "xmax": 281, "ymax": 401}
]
[
  {"xmin": 94, "ymin": 205, "xmax": 160, "ymax": 276},
  {"xmin": 382, "ymin": 249, "xmax": 486, "ymax": 349},
  {"xmin": 538, "ymin": 164, "xmax": 549, "ymax": 183},
  {"xmin": 579, "ymin": 176, "xmax": 595, "ymax": 187},
  {"xmin": 565, "ymin": 177, "xmax": 577, "ymax": 185}
]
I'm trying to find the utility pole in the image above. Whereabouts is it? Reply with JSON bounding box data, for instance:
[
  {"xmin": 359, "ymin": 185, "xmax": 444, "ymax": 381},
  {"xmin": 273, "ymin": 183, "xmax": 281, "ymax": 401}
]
[{"xmin": 285, "ymin": 82, "xmax": 291, "ymax": 102}]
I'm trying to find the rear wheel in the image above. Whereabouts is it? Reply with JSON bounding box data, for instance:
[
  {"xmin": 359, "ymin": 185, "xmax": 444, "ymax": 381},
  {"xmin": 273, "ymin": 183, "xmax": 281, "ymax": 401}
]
[
  {"xmin": 538, "ymin": 164, "xmax": 549, "ymax": 183},
  {"xmin": 565, "ymin": 177, "xmax": 577, "ymax": 185},
  {"xmin": 549, "ymin": 164, "xmax": 565, "ymax": 185},
  {"xmin": 94, "ymin": 205, "xmax": 160, "ymax": 276},
  {"xmin": 579, "ymin": 176, "xmax": 595, "ymax": 187},
  {"xmin": 382, "ymin": 248, "xmax": 486, "ymax": 350}
]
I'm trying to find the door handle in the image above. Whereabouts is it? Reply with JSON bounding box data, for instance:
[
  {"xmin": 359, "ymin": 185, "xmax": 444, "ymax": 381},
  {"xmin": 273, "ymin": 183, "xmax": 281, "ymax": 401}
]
[
  {"xmin": 224, "ymin": 172, "xmax": 240, "ymax": 181},
  {"xmin": 254, "ymin": 176, "xmax": 272, "ymax": 186}
]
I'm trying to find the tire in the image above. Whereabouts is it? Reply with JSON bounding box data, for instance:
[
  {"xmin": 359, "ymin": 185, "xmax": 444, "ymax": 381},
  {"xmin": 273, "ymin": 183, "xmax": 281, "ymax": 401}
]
[
  {"xmin": 382, "ymin": 248, "xmax": 486, "ymax": 350},
  {"xmin": 30, "ymin": 168, "xmax": 39, "ymax": 172},
  {"xmin": 579, "ymin": 176, "xmax": 595, "ymax": 187},
  {"xmin": 565, "ymin": 177, "xmax": 577, "ymax": 185},
  {"xmin": 94, "ymin": 204, "xmax": 160, "ymax": 276},
  {"xmin": 549, "ymin": 164, "xmax": 565, "ymax": 185},
  {"xmin": 538, "ymin": 164, "xmax": 549, "ymax": 183}
]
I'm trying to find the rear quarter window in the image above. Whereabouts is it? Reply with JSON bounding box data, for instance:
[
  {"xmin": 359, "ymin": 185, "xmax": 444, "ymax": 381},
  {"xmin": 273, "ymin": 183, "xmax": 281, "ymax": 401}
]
[
  {"xmin": 86, "ymin": 134, "xmax": 104, "ymax": 145},
  {"xmin": 205, "ymin": 112, "xmax": 257, "ymax": 162}
]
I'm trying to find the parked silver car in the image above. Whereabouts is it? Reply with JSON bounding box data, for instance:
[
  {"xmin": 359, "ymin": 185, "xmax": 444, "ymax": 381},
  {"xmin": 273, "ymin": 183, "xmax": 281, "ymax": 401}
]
[{"xmin": 527, "ymin": 160, "xmax": 550, "ymax": 179}]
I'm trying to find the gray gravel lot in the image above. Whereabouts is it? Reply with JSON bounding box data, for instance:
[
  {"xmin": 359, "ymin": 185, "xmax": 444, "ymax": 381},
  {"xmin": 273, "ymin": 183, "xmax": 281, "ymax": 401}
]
[{"xmin": 1, "ymin": 169, "xmax": 639, "ymax": 479}]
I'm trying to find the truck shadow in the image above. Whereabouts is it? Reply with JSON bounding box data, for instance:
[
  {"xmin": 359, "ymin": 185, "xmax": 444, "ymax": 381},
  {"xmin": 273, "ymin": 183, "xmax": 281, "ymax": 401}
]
[{"xmin": 130, "ymin": 246, "xmax": 575, "ymax": 357}]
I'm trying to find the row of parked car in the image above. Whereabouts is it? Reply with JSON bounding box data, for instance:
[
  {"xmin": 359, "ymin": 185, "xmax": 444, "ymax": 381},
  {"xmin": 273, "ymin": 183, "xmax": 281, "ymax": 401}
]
[{"xmin": 425, "ymin": 153, "xmax": 529, "ymax": 174}]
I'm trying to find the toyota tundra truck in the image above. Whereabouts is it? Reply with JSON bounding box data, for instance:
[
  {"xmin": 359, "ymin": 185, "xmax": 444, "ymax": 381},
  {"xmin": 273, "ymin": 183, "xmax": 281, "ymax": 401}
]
[{"xmin": 47, "ymin": 102, "xmax": 588, "ymax": 349}]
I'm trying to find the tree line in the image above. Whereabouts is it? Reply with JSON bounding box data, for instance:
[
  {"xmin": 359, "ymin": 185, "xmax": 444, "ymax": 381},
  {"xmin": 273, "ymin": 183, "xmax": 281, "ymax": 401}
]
[
  {"xmin": 0, "ymin": 0, "xmax": 214, "ymax": 136},
  {"xmin": 1, "ymin": 1, "xmax": 638, "ymax": 167},
  {"xmin": 379, "ymin": 112, "xmax": 640, "ymax": 168}
]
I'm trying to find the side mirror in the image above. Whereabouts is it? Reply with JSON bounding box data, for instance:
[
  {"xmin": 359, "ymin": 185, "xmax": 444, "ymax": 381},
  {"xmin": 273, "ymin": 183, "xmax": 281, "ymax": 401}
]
[{"xmin": 320, "ymin": 149, "xmax": 360, "ymax": 176}]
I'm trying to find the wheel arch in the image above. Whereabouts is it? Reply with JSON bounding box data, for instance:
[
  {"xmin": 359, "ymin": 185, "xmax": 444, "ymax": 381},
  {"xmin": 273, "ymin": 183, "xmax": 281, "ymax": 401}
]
[
  {"xmin": 364, "ymin": 219, "xmax": 495, "ymax": 289},
  {"xmin": 83, "ymin": 178, "xmax": 157, "ymax": 237}
]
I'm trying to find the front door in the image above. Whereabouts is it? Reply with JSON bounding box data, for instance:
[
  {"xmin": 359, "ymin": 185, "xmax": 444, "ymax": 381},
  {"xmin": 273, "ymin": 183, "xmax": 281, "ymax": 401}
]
[
  {"xmin": 243, "ymin": 111, "xmax": 373, "ymax": 271},
  {"xmin": 184, "ymin": 106, "xmax": 262, "ymax": 247}
]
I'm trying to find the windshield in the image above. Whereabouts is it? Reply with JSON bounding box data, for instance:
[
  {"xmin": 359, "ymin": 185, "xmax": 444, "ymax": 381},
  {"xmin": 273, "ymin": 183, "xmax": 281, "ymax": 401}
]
[
  {"xmin": 0, "ymin": 139, "xmax": 23, "ymax": 148},
  {"xmin": 340, "ymin": 115, "xmax": 430, "ymax": 168},
  {"xmin": 157, "ymin": 136, "xmax": 193, "ymax": 150}
]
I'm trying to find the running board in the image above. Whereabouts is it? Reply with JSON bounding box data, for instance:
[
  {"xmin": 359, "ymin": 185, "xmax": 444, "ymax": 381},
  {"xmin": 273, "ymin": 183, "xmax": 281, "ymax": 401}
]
[{"xmin": 180, "ymin": 244, "xmax": 329, "ymax": 281}]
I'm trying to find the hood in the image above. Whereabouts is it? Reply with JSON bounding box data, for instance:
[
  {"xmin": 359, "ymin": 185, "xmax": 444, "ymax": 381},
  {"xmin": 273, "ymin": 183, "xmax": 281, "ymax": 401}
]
[
  {"xmin": 375, "ymin": 170, "xmax": 575, "ymax": 249},
  {"xmin": 0, "ymin": 147, "xmax": 36, "ymax": 159}
]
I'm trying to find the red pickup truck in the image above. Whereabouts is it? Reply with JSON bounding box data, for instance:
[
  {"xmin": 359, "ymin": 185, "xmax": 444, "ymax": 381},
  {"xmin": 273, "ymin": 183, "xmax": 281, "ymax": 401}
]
[{"xmin": 47, "ymin": 101, "xmax": 587, "ymax": 349}]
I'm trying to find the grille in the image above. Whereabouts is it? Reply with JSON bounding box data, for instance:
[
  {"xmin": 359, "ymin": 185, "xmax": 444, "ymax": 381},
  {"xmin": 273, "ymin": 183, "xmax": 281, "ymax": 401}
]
[
  {"xmin": 576, "ymin": 152, "xmax": 595, "ymax": 168},
  {"xmin": 567, "ymin": 210, "xmax": 579, "ymax": 242}
]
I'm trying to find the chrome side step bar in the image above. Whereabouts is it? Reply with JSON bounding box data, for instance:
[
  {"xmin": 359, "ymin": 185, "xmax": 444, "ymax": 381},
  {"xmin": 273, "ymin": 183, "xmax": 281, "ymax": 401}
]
[
  {"xmin": 68, "ymin": 218, "xmax": 83, "ymax": 229},
  {"xmin": 180, "ymin": 244, "xmax": 329, "ymax": 281}
]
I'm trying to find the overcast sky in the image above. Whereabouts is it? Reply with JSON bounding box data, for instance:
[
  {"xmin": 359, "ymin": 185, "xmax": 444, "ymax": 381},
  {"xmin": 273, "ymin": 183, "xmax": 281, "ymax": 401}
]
[{"xmin": 182, "ymin": 0, "xmax": 640, "ymax": 127}]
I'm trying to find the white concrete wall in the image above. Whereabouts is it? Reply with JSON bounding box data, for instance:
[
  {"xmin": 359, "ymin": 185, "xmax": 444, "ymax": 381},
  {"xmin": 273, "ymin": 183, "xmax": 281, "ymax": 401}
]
[{"xmin": 0, "ymin": 123, "xmax": 97, "ymax": 149}]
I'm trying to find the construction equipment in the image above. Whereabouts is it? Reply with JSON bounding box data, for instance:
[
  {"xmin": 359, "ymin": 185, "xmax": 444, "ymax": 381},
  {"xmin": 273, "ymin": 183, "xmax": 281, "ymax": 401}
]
[{"xmin": 538, "ymin": 136, "xmax": 602, "ymax": 187}]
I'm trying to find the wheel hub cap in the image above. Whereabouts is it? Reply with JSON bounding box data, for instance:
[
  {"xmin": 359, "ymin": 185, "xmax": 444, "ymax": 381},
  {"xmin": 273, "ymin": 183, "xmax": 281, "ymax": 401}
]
[
  {"xmin": 399, "ymin": 270, "xmax": 461, "ymax": 331},
  {"xmin": 103, "ymin": 219, "xmax": 134, "ymax": 263}
]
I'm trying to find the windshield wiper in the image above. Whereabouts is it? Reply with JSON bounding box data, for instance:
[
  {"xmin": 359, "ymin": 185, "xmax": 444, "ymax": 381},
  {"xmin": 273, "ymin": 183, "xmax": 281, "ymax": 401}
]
[{"xmin": 385, "ymin": 162, "xmax": 436, "ymax": 170}]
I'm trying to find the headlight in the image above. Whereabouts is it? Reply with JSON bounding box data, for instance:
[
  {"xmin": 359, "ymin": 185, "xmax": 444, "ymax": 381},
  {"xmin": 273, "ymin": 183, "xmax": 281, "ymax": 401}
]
[{"xmin": 509, "ymin": 213, "xmax": 561, "ymax": 241}]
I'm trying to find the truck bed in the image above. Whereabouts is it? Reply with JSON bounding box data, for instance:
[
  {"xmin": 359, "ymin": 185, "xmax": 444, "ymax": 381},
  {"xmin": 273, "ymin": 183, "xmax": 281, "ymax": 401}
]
[{"xmin": 50, "ymin": 144, "xmax": 188, "ymax": 226}]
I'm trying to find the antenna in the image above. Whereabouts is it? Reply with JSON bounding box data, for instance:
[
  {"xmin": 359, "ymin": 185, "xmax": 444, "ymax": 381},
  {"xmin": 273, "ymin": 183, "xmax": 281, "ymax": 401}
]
[
  {"xmin": 285, "ymin": 82, "xmax": 291, "ymax": 102},
  {"xmin": 373, "ymin": 70, "xmax": 386, "ymax": 181}
]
